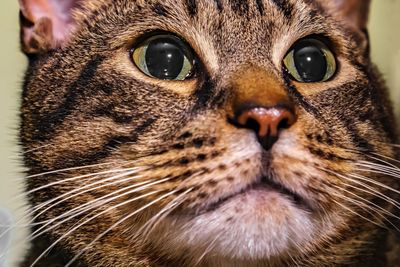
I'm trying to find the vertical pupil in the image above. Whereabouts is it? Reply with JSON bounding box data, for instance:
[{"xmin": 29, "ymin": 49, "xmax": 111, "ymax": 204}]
[
  {"xmin": 145, "ymin": 38, "xmax": 184, "ymax": 80},
  {"xmin": 293, "ymin": 45, "xmax": 327, "ymax": 82}
]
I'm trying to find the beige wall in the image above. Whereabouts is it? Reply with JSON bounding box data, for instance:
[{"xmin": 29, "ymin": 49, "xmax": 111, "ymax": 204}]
[
  {"xmin": 370, "ymin": 0, "xmax": 400, "ymax": 116},
  {"xmin": 0, "ymin": 2, "xmax": 29, "ymax": 266},
  {"xmin": 0, "ymin": 0, "xmax": 399, "ymax": 266}
]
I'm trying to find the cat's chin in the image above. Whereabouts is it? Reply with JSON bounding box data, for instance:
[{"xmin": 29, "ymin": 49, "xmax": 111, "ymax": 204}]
[
  {"xmin": 149, "ymin": 186, "xmax": 318, "ymax": 263},
  {"xmin": 198, "ymin": 175, "xmax": 312, "ymax": 214}
]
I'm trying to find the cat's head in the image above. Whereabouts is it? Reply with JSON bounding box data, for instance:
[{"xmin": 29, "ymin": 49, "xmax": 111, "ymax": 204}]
[{"xmin": 19, "ymin": 0, "xmax": 399, "ymax": 266}]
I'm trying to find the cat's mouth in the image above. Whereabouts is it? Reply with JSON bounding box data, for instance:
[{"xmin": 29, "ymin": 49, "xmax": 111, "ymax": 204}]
[{"xmin": 202, "ymin": 176, "xmax": 311, "ymax": 213}]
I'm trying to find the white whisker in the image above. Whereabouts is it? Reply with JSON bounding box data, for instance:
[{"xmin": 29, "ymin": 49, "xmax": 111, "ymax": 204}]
[
  {"xmin": 29, "ymin": 177, "xmax": 172, "ymax": 242},
  {"xmin": 12, "ymin": 161, "xmax": 120, "ymax": 183},
  {"xmin": 28, "ymin": 169, "xmax": 143, "ymax": 222},
  {"xmin": 195, "ymin": 232, "xmax": 223, "ymax": 266},
  {"xmin": 138, "ymin": 187, "xmax": 193, "ymax": 241},
  {"xmin": 331, "ymin": 198, "xmax": 385, "ymax": 229},
  {"xmin": 29, "ymin": 189, "xmax": 163, "ymax": 267},
  {"xmin": 10, "ymin": 166, "xmax": 143, "ymax": 203},
  {"xmin": 319, "ymin": 167, "xmax": 400, "ymax": 209},
  {"xmin": 0, "ymin": 170, "xmax": 145, "ymax": 242},
  {"xmin": 331, "ymin": 185, "xmax": 400, "ymax": 230},
  {"xmin": 64, "ymin": 189, "xmax": 179, "ymax": 267},
  {"xmin": 348, "ymin": 173, "xmax": 400, "ymax": 196},
  {"xmin": 354, "ymin": 167, "xmax": 400, "ymax": 180}
]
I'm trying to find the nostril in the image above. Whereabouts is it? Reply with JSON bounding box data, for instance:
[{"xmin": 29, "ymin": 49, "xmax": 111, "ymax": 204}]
[
  {"xmin": 278, "ymin": 118, "xmax": 290, "ymax": 130},
  {"xmin": 227, "ymin": 117, "xmax": 262, "ymax": 135},
  {"xmin": 244, "ymin": 118, "xmax": 261, "ymax": 134}
]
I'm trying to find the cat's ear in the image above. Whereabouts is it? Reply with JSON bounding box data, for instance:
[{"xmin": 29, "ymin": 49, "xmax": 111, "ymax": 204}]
[
  {"xmin": 328, "ymin": 0, "xmax": 371, "ymax": 30},
  {"xmin": 19, "ymin": 0, "xmax": 81, "ymax": 54}
]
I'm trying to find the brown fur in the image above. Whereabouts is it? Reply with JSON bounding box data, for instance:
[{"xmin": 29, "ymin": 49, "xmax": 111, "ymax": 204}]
[{"xmin": 18, "ymin": 0, "xmax": 399, "ymax": 266}]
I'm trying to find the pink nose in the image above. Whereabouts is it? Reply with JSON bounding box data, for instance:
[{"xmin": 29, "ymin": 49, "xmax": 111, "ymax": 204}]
[{"xmin": 235, "ymin": 106, "xmax": 297, "ymax": 150}]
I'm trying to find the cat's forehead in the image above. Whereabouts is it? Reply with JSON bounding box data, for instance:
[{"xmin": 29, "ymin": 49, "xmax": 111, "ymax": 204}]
[
  {"xmin": 73, "ymin": 0, "xmax": 340, "ymax": 68},
  {"xmin": 78, "ymin": 0, "xmax": 326, "ymax": 31}
]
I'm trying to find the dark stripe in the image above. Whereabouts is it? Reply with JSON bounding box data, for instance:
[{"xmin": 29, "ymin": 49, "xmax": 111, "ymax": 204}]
[
  {"xmin": 255, "ymin": 0, "xmax": 264, "ymax": 15},
  {"xmin": 214, "ymin": 0, "xmax": 224, "ymax": 12},
  {"xmin": 34, "ymin": 56, "xmax": 105, "ymax": 141},
  {"xmin": 342, "ymin": 117, "xmax": 375, "ymax": 152},
  {"xmin": 132, "ymin": 118, "xmax": 157, "ymax": 138},
  {"xmin": 210, "ymin": 88, "xmax": 228, "ymax": 109},
  {"xmin": 307, "ymin": 146, "xmax": 347, "ymax": 161},
  {"xmin": 313, "ymin": 81, "xmax": 376, "ymax": 152},
  {"xmin": 229, "ymin": 0, "xmax": 249, "ymax": 15},
  {"xmin": 282, "ymin": 72, "xmax": 321, "ymax": 118},
  {"xmin": 283, "ymin": 76, "xmax": 373, "ymax": 157},
  {"xmin": 302, "ymin": 0, "xmax": 325, "ymax": 16},
  {"xmin": 186, "ymin": 0, "xmax": 198, "ymax": 16},
  {"xmin": 192, "ymin": 76, "xmax": 217, "ymax": 112},
  {"xmin": 152, "ymin": 3, "xmax": 169, "ymax": 16},
  {"xmin": 53, "ymin": 118, "xmax": 157, "ymax": 168},
  {"xmin": 271, "ymin": 0, "xmax": 294, "ymax": 19},
  {"xmin": 92, "ymin": 104, "xmax": 134, "ymax": 124}
]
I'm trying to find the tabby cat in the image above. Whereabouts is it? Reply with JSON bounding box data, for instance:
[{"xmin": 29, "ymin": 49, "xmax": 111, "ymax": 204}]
[{"xmin": 18, "ymin": 0, "xmax": 400, "ymax": 266}]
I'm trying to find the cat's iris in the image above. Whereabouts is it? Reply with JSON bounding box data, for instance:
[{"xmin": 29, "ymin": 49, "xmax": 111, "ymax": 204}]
[
  {"xmin": 132, "ymin": 35, "xmax": 195, "ymax": 81},
  {"xmin": 283, "ymin": 38, "xmax": 336, "ymax": 83}
]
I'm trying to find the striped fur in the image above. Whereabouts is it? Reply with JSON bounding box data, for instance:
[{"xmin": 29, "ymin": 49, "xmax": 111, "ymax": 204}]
[{"xmin": 19, "ymin": 0, "xmax": 399, "ymax": 266}]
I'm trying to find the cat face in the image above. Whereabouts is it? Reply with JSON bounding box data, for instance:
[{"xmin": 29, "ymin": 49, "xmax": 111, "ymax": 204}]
[{"xmin": 19, "ymin": 0, "xmax": 399, "ymax": 266}]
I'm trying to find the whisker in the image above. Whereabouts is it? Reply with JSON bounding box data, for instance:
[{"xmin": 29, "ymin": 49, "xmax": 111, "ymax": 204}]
[
  {"xmin": 338, "ymin": 178, "xmax": 400, "ymax": 210},
  {"xmin": 0, "ymin": 170, "xmax": 145, "ymax": 241},
  {"xmin": 348, "ymin": 173, "xmax": 400, "ymax": 196},
  {"xmin": 366, "ymin": 152, "xmax": 400, "ymax": 166},
  {"xmin": 29, "ymin": 177, "xmax": 171, "ymax": 242},
  {"xmin": 333, "ymin": 193, "xmax": 397, "ymax": 231},
  {"xmin": 354, "ymin": 167, "xmax": 400, "ymax": 180},
  {"xmin": 195, "ymin": 232, "xmax": 223, "ymax": 266},
  {"xmin": 355, "ymin": 166, "xmax": 400, "ymax": 178},
  {"xmin": 319, "ymin": 167, "xmax": 400, "ymax": 209},
  {"xmin": 10, "ymin": 166, "xmax": 143, "ymax": 203},
  {"xmin": 12, "ymin": 161, "xmax": 120, "ymax": 183},
  {"xmin": 331, "ymin": 185, "xmax": 400, "ymax": 229},
  {"xmin": 331, "ymin": 198, "xmax": 386, "ymax": 229},
  {"xmin": 355, "ymin": 161, "xmax": 400, "ymax": 173},
  {"xmin": 319, "ymin": 167, "xmax": 400, "ymax": 204},
  {"xmin": 28, "ymin": 169, "xmax": 143, "ymax": 222},
  {"xmin": 341, "ymin": 147, "xmax": 400, "ymax": 168},
  {"xmin": 137, "ymin": 187, "xmax": 193, "ymax": 241},
  {"xmin": 29, "ymin": 189, "xmax": 163, "ymax": 267},
  {"xmin": 64, "ymin": 189, "xmax": 180, "ymax": 267},
  {"xmin": 386, "ymin": 143, "xmax": 400, "ymax": 149}
]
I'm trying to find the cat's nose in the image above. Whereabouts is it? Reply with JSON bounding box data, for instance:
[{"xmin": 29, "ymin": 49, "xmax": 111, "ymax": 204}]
[
  {"xmin": 233, "ymin": 105, "xmax": 296, "ymax": 150},
  {"xmin": 228, "ymin": 66, "xmax": 297, "ymax": 150}
]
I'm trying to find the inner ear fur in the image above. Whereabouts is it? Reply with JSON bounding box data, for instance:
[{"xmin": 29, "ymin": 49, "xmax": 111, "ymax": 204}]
[{"xmin": 19, "ymin": 0, "xmax": 82, "ymax": 54}]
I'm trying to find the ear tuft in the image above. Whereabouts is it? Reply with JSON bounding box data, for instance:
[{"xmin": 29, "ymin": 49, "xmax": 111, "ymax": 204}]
[{"xmin": 19, "ymin": 0, "xmax": 81, "ymax": 55}]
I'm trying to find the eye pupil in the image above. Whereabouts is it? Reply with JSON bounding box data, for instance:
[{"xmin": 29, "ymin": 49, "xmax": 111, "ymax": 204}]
[
  {"xmin": 293, "ymin": 44, "xmax": 327, "ymax": 82},
  {"xmin": 145, "ymin": 38, "xmax": 185, "ymax": 80},
  {"xmin": 283, "ymin": 38, "xmax": 336, "ymax": 83},
  {"xmin": 132, "ymin": 34, "xmax": 194, "ymax": 81}
]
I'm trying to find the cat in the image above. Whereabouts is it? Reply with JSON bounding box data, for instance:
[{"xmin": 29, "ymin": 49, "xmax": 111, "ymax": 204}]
[{"xmin": 17, "ymin": 0, "xmax": 400, "ymax": 266}]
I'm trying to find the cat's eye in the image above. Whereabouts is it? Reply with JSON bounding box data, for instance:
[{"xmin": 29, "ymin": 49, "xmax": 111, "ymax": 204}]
[
  {"xmin": 131, "ymin": 35, "xmax": 195, "ymax": 81},
  {"xmin": 283, "ymin": 38, "xmax": 336, "ymax": 83}
]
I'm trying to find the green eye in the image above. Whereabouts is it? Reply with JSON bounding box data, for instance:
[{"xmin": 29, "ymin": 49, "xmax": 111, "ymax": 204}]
[
  {"xmin": 283, "ymin": 38, "xmax": 336, "ymax": 83},
  {"xmin": 132, "ymin": 34, "xmax": 195, "ymax": 81}
]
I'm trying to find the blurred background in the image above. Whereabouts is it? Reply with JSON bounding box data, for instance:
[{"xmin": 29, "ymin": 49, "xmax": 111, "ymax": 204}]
[{"xmin": 0, "ymin": 0, "xmax": 399, "ymax": 266}]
